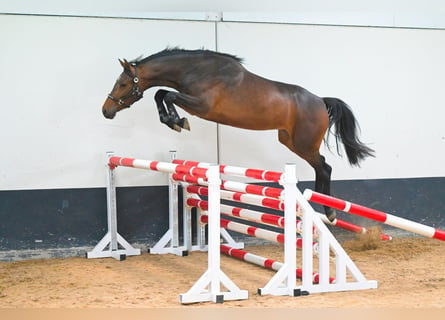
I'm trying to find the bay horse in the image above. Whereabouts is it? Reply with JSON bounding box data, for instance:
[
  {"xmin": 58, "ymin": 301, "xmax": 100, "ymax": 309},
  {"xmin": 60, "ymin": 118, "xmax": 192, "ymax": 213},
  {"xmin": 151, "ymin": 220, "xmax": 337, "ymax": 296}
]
[{"xmin": 102, "ymin": 48, "xmax": 374, "ymax": 221}]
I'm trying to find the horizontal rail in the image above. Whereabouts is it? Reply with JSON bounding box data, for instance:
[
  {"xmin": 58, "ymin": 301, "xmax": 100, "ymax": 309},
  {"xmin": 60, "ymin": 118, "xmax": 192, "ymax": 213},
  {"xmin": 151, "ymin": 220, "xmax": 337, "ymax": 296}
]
[
  {"xmin": 173, "ymin": 159, "xmax": 284, "ymax": 182},
  {"xmin": 187, "ymin": 197, "xmax": 317, "ymax": 237},
  {"xmin": 220, "ymin": 245, "xmax": 335, "ymax": 284},
  {"xmin": 200, "ymin": 214, "xmax": 319, "ymax": 252},
  {"xmin": 304, "ymin": 189, "xmax": 445, "ymax": 241},
  {"xmin": 108, "ymin": 156, "xmax": 208, "ymax": 177}
]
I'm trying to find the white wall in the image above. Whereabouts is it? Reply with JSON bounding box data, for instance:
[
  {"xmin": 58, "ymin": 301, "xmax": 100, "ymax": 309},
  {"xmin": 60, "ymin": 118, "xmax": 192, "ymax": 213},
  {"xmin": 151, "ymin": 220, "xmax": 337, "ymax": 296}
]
[
  {"xmin": 1, "ymin": 10, "xmax": 444, "ymax": 191},
  {"xmin": 0, "ymin": 15, "xmax": 217, "ymax": 189},
  {"xmin": 3, "ymin": 0, "xmax": 445, "ymax": 29},
  {"xmin": 217, "ymin": 22, "xmax": 445, "ymax": 180}
]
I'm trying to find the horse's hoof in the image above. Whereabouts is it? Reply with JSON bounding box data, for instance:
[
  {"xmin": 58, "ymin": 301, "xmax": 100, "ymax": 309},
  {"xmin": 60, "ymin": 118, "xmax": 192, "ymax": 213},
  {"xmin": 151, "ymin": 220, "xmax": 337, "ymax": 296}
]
[
  {"xmin": 173, "ymin": 124, "xmax": 182, "ymax": 132},
  {"xmin": 180, "ymin": 118, "xmax": 190, "ymax": 131},
  {"xmin": 326, "ymin": 208, "xmax": 336, "ymax": 222}
]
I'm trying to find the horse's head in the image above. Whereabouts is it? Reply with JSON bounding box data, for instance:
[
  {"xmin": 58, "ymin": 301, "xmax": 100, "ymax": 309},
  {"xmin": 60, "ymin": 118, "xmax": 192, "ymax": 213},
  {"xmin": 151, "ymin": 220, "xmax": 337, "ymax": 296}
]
[{"xmin": 102, "ymin": 59, "xmax": 143, "ymax": 119}]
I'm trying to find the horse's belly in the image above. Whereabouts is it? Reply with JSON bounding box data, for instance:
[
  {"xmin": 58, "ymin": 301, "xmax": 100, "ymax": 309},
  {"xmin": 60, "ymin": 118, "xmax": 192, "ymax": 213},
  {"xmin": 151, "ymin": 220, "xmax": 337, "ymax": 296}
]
[{"xmin": 205, "ymin": 111, "xmax": 284, "ymax": 131}]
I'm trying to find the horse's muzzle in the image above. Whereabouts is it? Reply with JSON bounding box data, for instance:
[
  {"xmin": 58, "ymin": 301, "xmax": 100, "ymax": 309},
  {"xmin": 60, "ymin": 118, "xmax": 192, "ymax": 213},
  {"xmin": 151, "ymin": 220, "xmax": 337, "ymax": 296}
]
[{"xmin": 102, "ymin": 106, "xmax": 117, "ymax": 119}]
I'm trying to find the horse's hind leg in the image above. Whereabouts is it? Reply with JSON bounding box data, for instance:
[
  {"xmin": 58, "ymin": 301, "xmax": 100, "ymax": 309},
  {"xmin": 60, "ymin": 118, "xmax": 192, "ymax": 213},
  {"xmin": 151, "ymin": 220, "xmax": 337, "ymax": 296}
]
[
  {"xmin": 278, "ymin": 129, "xmax": 336, "ymax": 221},
  {"xmin": 303, "ymin": 152, "xmax": 336, "ymax": 221},
  {"xmin": 313, "ymin": 155, "xmax": 336, "ymax": 221}
]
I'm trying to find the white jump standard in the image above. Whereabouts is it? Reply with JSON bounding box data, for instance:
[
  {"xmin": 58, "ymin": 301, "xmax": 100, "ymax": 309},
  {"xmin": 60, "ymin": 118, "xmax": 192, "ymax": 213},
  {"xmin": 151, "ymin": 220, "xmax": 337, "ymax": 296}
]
[
  {"xmin": 86, "ymin": 152, "xmax": 141, "ymax": 261},
  {"xmin": 180, "ymin": 159, "xmax": 378, "ymax": 296},
  {"xmin": 88, "ymin": 152, "xmax": 248, "ymax": 304},
  {"xmin": 178, "ymin": 165, "xmax": 248, "ymax": 304}
]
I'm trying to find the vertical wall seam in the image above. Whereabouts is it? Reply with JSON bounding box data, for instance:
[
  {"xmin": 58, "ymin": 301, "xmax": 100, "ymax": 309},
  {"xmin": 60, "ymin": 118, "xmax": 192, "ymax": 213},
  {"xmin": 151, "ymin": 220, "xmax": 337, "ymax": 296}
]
[{"xmin": 215, "ymin": 20, "xmax": 221, "ymax": 164}]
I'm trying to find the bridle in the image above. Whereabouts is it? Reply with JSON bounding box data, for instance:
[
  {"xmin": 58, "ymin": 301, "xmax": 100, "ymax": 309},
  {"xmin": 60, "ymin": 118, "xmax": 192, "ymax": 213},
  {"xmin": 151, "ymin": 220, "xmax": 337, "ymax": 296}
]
[{"xmin": 107, "ymin": 65, "xmax": 143, "ymax": 108}]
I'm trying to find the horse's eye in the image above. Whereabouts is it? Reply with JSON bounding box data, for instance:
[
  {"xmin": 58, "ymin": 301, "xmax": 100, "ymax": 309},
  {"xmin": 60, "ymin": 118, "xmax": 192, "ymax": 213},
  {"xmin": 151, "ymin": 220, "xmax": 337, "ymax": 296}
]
[{"xmin": 120, "ymin": 83, "xmax": 127, "ymax": 88}]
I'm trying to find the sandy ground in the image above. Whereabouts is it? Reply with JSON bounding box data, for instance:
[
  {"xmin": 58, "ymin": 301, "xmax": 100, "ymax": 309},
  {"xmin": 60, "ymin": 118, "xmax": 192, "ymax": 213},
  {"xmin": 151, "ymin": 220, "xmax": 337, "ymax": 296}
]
[{"xmin": 0, "ymin": 236, "xmax": 444, "ymax": 308}]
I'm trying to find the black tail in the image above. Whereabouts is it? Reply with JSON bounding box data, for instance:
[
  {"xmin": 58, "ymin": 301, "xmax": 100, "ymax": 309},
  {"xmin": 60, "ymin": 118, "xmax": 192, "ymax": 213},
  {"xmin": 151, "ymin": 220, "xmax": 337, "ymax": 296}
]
[{"xmin": 323, "ymin": 97, "xmax": 375, "ymax": 166}]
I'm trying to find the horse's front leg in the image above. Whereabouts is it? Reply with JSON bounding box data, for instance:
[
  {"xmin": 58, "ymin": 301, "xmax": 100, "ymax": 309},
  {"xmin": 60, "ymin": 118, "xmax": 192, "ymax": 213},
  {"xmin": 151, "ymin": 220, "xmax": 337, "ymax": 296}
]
[
  {"xmin": 154, "ymin": 89, "xmax": 183, "ymax": 132},
  {"xmin": 164, "ymin": 90, "xmax": 214, "ymax": 132},
  {"xmin": 163, "ymin": 91, "xmax": 195, "ymax": 131}
]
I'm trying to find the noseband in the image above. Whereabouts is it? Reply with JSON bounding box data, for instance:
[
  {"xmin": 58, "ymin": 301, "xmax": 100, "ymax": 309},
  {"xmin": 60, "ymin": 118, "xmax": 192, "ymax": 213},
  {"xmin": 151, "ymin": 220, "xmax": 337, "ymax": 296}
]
[{"xmin": 107, "ymin": 65, "xmax": 143, "ymax": 108}]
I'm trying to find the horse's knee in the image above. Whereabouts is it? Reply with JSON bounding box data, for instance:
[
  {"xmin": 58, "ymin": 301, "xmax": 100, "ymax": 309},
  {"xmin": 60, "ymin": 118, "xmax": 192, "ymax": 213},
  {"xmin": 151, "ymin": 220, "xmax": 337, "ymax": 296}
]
[{"xmin": 159, "ymin": 114, "xmax": 169, "ymax": 124}]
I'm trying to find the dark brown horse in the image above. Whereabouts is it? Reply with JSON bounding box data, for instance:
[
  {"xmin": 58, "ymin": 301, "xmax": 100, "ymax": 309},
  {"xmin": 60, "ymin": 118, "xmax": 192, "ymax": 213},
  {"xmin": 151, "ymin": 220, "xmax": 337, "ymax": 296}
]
[{"xmin": 102, "ymin": 48, "xmax": 374, "ymax": 221}]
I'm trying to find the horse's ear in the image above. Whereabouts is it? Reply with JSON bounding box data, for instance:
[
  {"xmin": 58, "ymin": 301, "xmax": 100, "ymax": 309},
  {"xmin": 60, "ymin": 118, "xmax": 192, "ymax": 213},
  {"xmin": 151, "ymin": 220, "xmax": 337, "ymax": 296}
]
[{"xmin": 119, "ymin": 58, "xmax": 131, "ymax": 70}]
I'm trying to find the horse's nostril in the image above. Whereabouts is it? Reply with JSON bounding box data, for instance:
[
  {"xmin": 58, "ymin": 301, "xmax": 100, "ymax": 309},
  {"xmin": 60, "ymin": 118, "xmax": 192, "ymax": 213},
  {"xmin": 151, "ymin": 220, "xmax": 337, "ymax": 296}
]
[
  {"xmin": 102, "ymin": 108, "xmax": 115, "ymax": 119},
  {"xmin": 102, "ymin": 108, "xmax": 108, "ymax": 118}
]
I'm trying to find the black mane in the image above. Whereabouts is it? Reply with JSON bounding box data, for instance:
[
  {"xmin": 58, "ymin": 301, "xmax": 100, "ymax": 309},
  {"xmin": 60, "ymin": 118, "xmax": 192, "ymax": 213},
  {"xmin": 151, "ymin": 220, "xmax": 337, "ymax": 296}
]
[{"xmin": 130, "ymin": 48, "xmax": 244, "ymax": 65}]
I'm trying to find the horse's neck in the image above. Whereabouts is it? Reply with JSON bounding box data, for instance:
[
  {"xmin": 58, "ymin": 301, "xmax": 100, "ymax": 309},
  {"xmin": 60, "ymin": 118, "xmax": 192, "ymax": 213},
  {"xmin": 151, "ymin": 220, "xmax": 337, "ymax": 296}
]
[{"xmin": 140, "ymin": 58, "xmax": 190, "ymax": 90}]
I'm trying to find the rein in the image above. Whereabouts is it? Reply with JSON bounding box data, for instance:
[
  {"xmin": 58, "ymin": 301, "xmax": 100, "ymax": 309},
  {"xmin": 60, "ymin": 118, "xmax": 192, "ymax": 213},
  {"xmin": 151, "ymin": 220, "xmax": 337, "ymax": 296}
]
[{"xmin": 107, "ymin": 65, "xmax": 143, "ymax": 108}]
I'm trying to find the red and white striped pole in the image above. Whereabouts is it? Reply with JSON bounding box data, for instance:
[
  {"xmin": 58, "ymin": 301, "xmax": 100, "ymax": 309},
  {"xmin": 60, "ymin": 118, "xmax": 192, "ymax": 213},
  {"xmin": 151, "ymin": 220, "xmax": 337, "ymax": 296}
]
[
  {"xmin": 185, "ymin": 183, "xmax": 286, "ymax": 211},
  {"xmin": 199, "ymin": 215, "xmax": 318, "ymax": 252},
  {"xmin": 187, "ymin": 197, "xmax": 316, "ymax": 236},
  {"xmin": 108, "ymin": 156, "xmax": 208, "ymax": 177},
  {"xmin": 173, "ymin": 173, "xmax": 283, "ymax": 198},
  {"xmin": 173, "ymin": 159, "xmax": 284, "ymax": 182},
  {"xmin": 304, "ymin": 189, "xmax": 445, "ymax": 242},
  {"xmin": 220, "ymin": 245, "xmax": 335, "ymax": 284}
]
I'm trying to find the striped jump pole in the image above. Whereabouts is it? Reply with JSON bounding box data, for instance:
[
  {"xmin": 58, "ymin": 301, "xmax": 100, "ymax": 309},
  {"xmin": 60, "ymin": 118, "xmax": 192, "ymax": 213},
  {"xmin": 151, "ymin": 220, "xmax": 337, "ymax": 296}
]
[
  {"xmin": 199, "ymin": 213, "xmax": 319, "ymax": 253},
  {"xmin": 304, "ymin": 189, "xmax": 445, "ymax": 242},
  {"xmin": 173, "ymin": 173, "xmax": 283, "ymax": 198},
  {"xmin": 173, "ymin": 159, "xmax": 284, "ymax": 182},
  {"xmin": 188, "ymin": 197, "xmax": 284, "ymax": 227},
  {"xmin": 108, "ymin": 156, "xmax": 208, "ymax": 177},
  {"xmin": 187, "ymin": 197, "xmax": 316, "ymax": 236},
  {"xmin": 220, "ymin": 245, "xmax": 335, "ymax": 284},
  {"xmin": 186, "ymin": 184, "xmax": 285, "ymax": 211}
]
